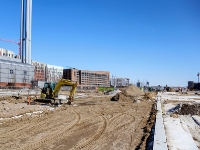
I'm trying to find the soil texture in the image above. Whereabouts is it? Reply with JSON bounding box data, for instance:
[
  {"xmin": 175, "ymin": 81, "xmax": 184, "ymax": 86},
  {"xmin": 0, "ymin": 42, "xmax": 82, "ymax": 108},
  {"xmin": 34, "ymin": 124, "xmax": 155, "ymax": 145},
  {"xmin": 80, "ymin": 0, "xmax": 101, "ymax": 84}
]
[
  {"xmin": 0, "ymin": 93, "xmax": 155, "ymax": 150},
  {"xmin": 178, "ymin": 103, "xmax": 200, "ymax": 115}
]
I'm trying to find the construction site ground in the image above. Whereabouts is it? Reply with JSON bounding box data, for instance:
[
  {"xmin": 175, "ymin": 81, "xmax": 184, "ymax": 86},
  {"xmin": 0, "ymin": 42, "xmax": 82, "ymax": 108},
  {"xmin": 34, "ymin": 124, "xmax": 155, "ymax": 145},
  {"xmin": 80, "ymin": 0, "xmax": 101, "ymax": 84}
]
[
  {"xmin": 160, "ymin": 91, "xmax": 200, "ymax": 149},
  {"xmin": 0, "ymin": 88, "xmax": 156, "ymax": 150}
]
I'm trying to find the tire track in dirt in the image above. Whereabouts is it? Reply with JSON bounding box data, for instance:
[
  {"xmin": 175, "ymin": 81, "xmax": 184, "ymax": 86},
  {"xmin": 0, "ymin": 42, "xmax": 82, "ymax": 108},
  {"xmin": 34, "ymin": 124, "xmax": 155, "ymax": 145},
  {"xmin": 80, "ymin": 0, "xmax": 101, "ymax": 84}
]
[
  {"xmin": 18, "ymin": 109, "xmax": 81, "ymax": 150},
  {"xmin": 50, "ymin": 118, "xmax": 102, "ymax": 149},
  {"xmin": 0, "ymin": 109, "xmax": 60, "ymax": 133},
  {"xmin": 1, "ymin": 111, "xmax": 65, "ymax": 139},
  {"xmin": 130, "ymin": 107, "xmax": 153, "ymax": 148},
  {"xmin": 71, "ymin": 110, "xmax": 107, "ymax": 150},
  {"xmin": 0, "ymin": 109, "xmax": 78, "ymax": 147},
  {"xmin": 91, "ymin": 113, "xmax": 135, "ymax": 149},
  {"xmin": 47, "ymin": 106, "xmax": 105, "ymax": 149},
  {"xmin": 0, "ymin": 118, "xmax": 32, "ymax": 135},
  {"xmin": 69, "ymin": 102, "xmax": 148, "ymax": 150},
  {"xmin": 70, "ymin": 105, "xmax": 133, "ymax": 150}
]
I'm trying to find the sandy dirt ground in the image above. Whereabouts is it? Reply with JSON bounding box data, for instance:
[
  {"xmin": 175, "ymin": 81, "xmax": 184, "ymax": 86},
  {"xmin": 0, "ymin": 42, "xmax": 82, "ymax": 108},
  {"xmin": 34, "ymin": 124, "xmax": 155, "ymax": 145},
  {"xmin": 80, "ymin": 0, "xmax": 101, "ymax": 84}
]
[{"xmin": 0, "ymin": 88, "xmax": 156, "ymax": 150}]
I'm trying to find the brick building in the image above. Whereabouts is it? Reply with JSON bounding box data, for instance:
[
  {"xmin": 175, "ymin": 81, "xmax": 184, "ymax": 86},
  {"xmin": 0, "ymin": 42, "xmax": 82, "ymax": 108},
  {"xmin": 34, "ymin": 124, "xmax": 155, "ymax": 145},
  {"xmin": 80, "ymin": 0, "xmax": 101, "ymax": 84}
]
[
  {"xmin": 63, "ymin": 69, "xmax": 110, "ymax": 89},
  {"xmin": 31, "ymin": 61, "xmax": 46, "ymax": 81},
  {"xmin": 63, "ymin": 68, "xmax": 79, "ymax": 82}
]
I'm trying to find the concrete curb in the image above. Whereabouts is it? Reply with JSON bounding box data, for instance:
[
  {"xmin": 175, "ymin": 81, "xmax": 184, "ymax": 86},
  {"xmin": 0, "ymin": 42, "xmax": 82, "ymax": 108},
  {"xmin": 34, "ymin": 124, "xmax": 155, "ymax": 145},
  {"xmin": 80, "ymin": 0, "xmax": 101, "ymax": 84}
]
[{"xmin": 153, "ymin": 96, "xmax": 168, "ymax": 150}]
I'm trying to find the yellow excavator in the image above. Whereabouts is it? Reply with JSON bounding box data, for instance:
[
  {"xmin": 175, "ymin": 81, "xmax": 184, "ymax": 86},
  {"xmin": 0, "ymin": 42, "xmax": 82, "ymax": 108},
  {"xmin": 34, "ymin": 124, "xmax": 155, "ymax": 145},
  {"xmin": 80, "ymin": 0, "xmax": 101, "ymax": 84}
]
[{"xmin": 39, "ymin": 79, "xmax": 78, "ymax": 105}]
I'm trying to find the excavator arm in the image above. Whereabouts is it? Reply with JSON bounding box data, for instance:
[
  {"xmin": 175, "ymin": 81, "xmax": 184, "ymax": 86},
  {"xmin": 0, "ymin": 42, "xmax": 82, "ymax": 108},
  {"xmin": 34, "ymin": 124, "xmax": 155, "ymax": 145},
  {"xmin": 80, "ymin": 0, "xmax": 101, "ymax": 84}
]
[{"xmin": 52, "ymin": 79, "xmax": 78, "ymax": 101}]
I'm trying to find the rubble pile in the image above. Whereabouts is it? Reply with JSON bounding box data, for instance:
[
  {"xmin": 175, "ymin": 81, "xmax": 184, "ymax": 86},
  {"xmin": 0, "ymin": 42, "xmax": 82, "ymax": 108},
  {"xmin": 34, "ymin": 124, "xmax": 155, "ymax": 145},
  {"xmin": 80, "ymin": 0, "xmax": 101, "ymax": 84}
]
[
  {"xmin": 178, "ymin": 103, "xmax": 200, "ymax": 115},
  {"xmin": 111, "ymin": 93, "xmax": 133, "ymax": 102}
]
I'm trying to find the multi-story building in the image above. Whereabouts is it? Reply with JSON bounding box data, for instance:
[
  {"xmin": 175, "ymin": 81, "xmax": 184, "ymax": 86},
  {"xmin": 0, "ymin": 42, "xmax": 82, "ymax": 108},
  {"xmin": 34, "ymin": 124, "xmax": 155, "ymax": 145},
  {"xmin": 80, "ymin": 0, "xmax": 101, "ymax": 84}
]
[
  {"xmin": 31, "ymin": 61, "xmax": 63, "ymax": 82},
  {"xmin": 137, "ymin": 81, "xmax": 143, "ymax": 88},
  {"xmin": 0, "ymin": 48, "xmax": 15, "ymax": 58},
  {"xmin": 46, "ymin": 64, "xmax": 63, "ymax": 82},
  {"xmin": 0, "ymin": 56, "xmax": 34, "ymax": 88},
  {"xmin": 79, "ymin": 70, "xmax": 110, "ymax": 87},
  {"xmin": 188, "ymin": 81, "xmax": 194, "ymax": 90},
  {"xmin": 31, "ymin": 61, "xmax": 46, "ymax": 81},
  {"xmin": 110, "ymin": 77, "xmax": 129, "ymax": 87},
  {"xmin": 63, "ymin": 68, "xmax": 79, "ymax": 82},
  {"xmin": 63, "ymin": 69, "xmax": 110, "ymax": 88},
  {"xmin": 188, "ymin": 81, "xmax": 200, "ymax": 90}
]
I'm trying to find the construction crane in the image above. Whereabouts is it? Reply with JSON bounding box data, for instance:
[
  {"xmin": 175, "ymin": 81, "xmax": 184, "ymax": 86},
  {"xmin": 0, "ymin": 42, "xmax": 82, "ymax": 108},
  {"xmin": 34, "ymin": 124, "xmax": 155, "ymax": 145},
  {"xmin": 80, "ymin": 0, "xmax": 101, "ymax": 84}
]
[{"xmin": 0, "ymin": 38, "xmax": 20, "ymax": 58}]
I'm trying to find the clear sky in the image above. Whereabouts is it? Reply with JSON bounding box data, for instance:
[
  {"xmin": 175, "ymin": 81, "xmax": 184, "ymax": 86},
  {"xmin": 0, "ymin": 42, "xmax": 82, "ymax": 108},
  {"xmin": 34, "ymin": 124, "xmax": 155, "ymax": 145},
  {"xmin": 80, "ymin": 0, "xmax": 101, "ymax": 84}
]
[{"xmin": 0, "ymin": 0, "xmax": 200, "ymax": 87}]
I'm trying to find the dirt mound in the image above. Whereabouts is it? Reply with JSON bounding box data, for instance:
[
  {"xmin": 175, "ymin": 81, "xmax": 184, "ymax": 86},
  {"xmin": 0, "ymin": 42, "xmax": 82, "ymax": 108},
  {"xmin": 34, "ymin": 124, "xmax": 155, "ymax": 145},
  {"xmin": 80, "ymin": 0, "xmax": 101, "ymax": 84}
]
[
  {"xmin": 178, "ymin": 104, "xmax": 200, "ymax": 115},
  {"xmin": 111, "ymin": 85, "xmax": 145, "ymax": 102},
  {"xmin": 169, "ymin": 88, "xmax": 176, "ymax": 92},
  {"xmin": 144, "ymin": 92, "xmax": 157, "ymax": 100},
  {"xmin": 111, "ymin": 93, "xmax": 132, "ymax": 102},
  {"xmin": 124, "ymin": 85, "xmax": 144, "ymax": 97}
]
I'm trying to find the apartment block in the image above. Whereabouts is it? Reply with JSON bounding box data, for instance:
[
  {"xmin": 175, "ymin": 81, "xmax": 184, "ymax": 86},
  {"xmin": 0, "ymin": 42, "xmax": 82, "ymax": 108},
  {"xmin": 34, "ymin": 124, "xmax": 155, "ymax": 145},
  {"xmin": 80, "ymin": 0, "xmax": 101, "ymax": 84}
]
[
  {"xmin": 63, "ymin": 69, "xmax": 110, "ymax": 88},
  {"xmin": 31, "ymin": 61, "xmax": 64, "ymax": 82},
  {"xmin": 31, "ymin": 61, "xmax": 46, "ymax": 81},
  {"xmin": 110, "ymin": 77, "xmax": 129, "ymax": 87},
  {"xmin": 0, "ymin": 48, "xmax": 15, "ymax": 58},
  {"xmin": 46, "ymin": 64, "xmax": 63, "ymax": 82}
]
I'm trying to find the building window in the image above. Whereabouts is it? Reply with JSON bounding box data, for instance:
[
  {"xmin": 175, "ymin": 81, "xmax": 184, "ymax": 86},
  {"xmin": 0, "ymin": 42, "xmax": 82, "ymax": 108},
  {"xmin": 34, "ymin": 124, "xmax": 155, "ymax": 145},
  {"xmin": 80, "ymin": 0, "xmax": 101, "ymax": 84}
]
[
  {"xmin": 10, "ymin": 70, "xmax": 14, "ymax": 74},
  {"xmin": 24, "ymin": 70, "xmax": 27, "ymax": 75}
]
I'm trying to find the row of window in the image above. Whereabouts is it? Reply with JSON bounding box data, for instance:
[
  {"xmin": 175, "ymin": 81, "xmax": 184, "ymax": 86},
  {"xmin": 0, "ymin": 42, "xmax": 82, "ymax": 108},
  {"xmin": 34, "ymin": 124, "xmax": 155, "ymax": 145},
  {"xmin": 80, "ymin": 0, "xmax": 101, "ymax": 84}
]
[
  {"xmin": 81, "ymin": 78, "xmax": 109, "ymax": 81},
  {"xmin": 35, "ymin": 70, "xmax": 44, "ymax": 72},
  {"xmin": 81, "ymin": 73, "xmax": 108, "ymax": 77},
  {"xmin": 81, "ymin": 80, "xmax": 108, "ymax": 82},
  {"xmin": 2, "ymin": 53, "xmax": 14, "ymax": 57},
  {"xmin": 9, "ymin": 70, "xmax": 27, "ymax": 75},
  {"xmin": 81, "ymin": 77, "xmax": 108, "ymax": 80}
]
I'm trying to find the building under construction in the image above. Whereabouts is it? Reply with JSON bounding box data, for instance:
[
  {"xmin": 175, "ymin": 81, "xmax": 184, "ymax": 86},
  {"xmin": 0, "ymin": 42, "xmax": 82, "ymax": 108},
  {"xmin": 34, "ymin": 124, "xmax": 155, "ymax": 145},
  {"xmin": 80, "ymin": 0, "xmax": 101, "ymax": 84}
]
[{"xmin": 0, "ymin": 56, "xmax": 34, "ymax": 88}]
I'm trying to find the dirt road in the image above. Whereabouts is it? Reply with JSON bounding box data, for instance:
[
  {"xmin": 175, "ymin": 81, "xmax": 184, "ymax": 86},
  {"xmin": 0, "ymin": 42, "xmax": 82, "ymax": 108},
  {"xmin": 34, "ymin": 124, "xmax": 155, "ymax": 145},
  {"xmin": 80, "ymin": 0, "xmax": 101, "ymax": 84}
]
[{"xmin": 0, "ymin": 96, "xmax": 155, "ymax": 150}]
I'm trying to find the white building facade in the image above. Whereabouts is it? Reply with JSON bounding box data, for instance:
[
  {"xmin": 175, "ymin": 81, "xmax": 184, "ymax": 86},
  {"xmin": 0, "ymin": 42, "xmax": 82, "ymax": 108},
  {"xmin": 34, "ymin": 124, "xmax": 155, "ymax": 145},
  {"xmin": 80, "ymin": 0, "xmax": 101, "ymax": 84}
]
[
  {"xmin": 0, "ymin": 48, "xmax": 15, "ymax": 58},
  {"xmin": 46, "ymin": 64, "xmax": 63, "ymax": 82},
  {"xmin": 111, "ymin": 77, "xmax": 129, "ymax": 87}
]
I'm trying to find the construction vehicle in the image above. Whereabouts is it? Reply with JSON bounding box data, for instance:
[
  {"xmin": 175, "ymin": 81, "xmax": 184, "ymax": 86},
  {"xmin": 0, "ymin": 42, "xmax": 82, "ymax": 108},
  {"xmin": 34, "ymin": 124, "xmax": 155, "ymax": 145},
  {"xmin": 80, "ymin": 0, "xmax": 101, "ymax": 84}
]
[{"xmin": 39, "ymin": 79, "xmax": 78, "ymax": 105}]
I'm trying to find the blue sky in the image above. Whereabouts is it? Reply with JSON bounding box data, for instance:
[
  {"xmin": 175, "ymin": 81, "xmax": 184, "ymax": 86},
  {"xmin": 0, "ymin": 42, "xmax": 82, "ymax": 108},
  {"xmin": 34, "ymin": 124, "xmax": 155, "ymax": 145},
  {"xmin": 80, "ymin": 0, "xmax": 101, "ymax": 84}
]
[{"xmin": 0, "ymin": 0, "xmax": 200, "ymax": 86}]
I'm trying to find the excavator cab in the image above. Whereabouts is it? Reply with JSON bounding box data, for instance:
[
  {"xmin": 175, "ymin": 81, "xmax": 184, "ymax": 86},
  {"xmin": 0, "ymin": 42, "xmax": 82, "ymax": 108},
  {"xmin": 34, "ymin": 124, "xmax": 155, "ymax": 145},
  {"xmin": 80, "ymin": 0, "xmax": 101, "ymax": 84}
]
[{"xmin": 41, "ymin": 82, "xmax": 56, "ymax": 99}]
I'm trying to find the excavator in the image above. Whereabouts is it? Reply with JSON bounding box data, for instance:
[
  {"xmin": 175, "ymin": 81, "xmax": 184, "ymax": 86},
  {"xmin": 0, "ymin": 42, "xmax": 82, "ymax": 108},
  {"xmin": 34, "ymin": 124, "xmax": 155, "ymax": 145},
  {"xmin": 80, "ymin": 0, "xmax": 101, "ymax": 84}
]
[{"xmin": 37, "ymin": 79, "xmax": 78, "ymax": 105}]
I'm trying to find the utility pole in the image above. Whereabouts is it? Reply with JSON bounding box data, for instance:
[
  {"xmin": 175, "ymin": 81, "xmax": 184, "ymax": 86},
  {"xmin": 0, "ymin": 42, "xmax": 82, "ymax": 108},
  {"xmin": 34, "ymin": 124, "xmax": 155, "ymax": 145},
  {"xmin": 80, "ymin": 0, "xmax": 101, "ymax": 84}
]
[{"xmin": 198, "ymin": 72, "xmax": 199, "ymax": 83}]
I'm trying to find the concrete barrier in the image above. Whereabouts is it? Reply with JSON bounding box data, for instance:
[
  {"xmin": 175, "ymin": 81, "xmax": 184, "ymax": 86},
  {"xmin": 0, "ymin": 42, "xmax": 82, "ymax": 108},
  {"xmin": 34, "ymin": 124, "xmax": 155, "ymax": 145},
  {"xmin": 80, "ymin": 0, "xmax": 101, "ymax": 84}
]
[{"xmin": 153, "ymin": 96, "xmax": 168, "ymax": 150}]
